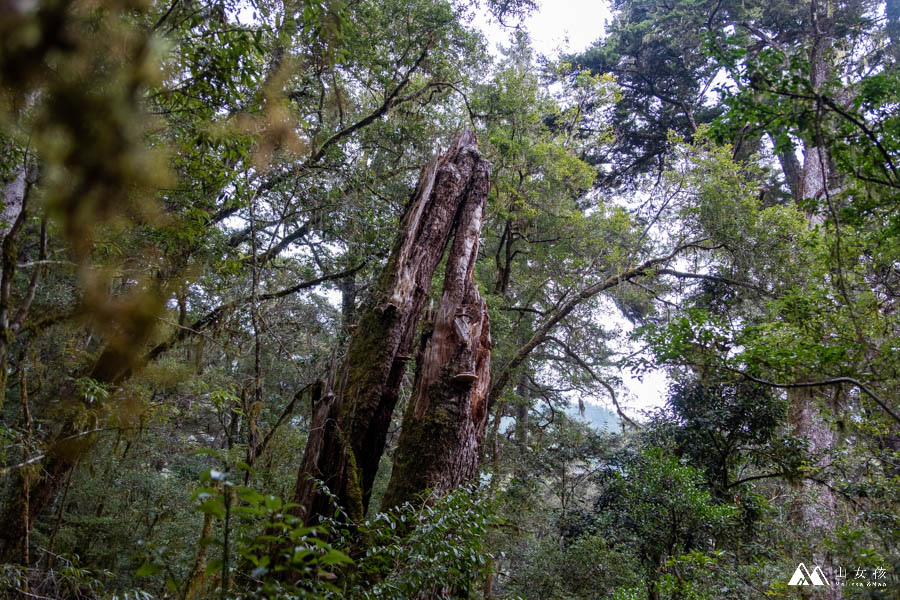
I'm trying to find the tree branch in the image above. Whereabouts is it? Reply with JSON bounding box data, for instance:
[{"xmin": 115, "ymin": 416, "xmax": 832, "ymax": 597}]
[
  {"xmin": 723, "ymin": 366, "xmax": 899, "ymax": 424},
  {"xmin": 305, "ymin": 42, "xmax": 432, "ymax": 166},
  {"xmin": 250, "ymin": 382, "xmax": 315, "ymax": 469},
  {"xmin": 544, "ymin": 335, "xmax": 640, "ymax": 429},
  {"xmin": 655, "ymin": 268, "xmax": 772, "ymax": 295},
  {"xmin": 239, "ymin": 215, "xmax": 321, "ymax": 265},
  {"xmin": 488, "ymin": 240, "xmax": 711, "ymax": 406},
  {"xmin": 146, "ymin": 263, "xmax": 365, "ymax": 362},
  {"xmin": 726, "ymin": 471, "xmax": 791, "ymax": 489}
]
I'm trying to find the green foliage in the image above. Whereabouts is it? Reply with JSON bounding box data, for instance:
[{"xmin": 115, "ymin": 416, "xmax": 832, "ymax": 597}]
[
  {"xmin": 352, "ymin": 485, "xmax": 498, "ymax": 598},
  {"xmin": 644, "ymin": 380, "xmax": 790, "ymax": 494},
  {"xmin": 503, "ymin": 532, "xmax": 640, "ymax": 599},
  {"xmin": 0, "ymin": 0, "xmax": 898, "ymax": 598},
  {"xmin": 0, "ymin": 552, "xmax": 150, "ymax": 600},
  {"xmin": 120, "ymin": 470, "xmax": 496, "ymax": 599},
  {"xmin": 597, "ymin": 447, "xmax": 738, "ymax": 567}
]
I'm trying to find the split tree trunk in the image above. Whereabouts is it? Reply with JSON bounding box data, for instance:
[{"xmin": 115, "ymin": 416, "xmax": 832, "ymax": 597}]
[
  {"xmin": 381, "ymin": 152, "xmax": 491, "ymax": 509},
  {"xmin": 293, "ymin": 131, "xmax": 491, "ymax": 522}
]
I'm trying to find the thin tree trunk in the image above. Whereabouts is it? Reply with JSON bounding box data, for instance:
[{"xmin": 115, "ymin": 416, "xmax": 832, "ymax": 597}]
[
  {"xmin": 0, "ymin": 454, "xmax": 72, "ymax": 561},
  {"xmin": 0, "ymin": 337, "xmax": 161, "ymax": 560},
  {"xmin": 381, "ymin": 148, "xmax": 491, "ymax": 509},
  {"xmin": 294, "ymin": 131, "xmax": 490, "ymax": 522},
  {"xmin": 339, "ymin": 271, "xmax": 358, "ymax": 332},
  {"xmin": 184, "ymin": 512, "xmax": 215, "ymax": 600}
]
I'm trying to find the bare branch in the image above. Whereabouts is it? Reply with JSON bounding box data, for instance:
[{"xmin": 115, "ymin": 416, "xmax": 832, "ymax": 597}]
[
  {"xmin": 489, "ymin": 240, "xmax": 712, "ymax": 406},
  {"xmin": 655, "ymin": 268, "xmax": 772, "ymax": 295},
  {"xmin": 239, "ymin": 215, "xmax": 321, "ymax": 265}
]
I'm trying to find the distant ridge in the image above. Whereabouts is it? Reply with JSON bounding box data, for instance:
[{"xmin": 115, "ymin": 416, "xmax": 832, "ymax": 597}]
[{"xmin": 567, "ymin": 402, "xmax": 620, "ymax": 431}]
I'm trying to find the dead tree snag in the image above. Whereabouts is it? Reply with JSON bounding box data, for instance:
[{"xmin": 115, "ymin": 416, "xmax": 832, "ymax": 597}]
[
  {"xmin": 381, "ymin": 144, "xmax": 492, "ymax": 510},
  {"xmin": 294, "ymin": 130, "xmax": 491, "ymax": 522}
]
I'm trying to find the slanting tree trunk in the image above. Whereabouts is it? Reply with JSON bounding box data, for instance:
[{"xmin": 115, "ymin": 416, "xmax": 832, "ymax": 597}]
[
  {"xmin": 381, "ymin": 153, "xmax": 491, "ymax": 509},
  {"xmin": 294, "ymin": 131, "xmax": 490, "ymax": 522}
]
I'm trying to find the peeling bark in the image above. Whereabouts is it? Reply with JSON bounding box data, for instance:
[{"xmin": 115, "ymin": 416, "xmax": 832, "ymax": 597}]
[
  {"xmin": 381, "ymin": 146, "xmax": 491, "ymax": 509},
  {"xmin": 294, "ymin": 131, "xmax": 490, "ymax": 522}
]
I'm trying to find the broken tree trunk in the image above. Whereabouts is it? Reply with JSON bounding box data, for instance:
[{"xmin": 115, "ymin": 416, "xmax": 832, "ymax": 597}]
[
  {"xmin": 381, "ymin": 147, "xmax": 491, "ymax": 510},
  {"xmin": 293, "ymin": 130, "xmax": 491, "ymax": 522}
]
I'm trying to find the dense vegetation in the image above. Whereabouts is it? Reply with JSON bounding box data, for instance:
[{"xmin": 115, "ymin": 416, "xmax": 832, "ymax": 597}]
[{"xmin": 0, "ymin": 0, "xmax": 897, "ymax": 598}]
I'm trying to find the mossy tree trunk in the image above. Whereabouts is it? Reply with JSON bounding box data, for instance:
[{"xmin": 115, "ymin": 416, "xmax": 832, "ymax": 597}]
[
  {"xmin": 381, "ymin": 142, "xmax": 491, "ymax": 510},
  {"xmin": 294, "ymin": 131, "xmax": 491, "ymax": 523}
]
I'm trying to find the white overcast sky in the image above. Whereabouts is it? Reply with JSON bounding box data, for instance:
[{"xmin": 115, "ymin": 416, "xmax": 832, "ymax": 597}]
[
  {"xmin": 474, "ymin": 0, "xmax": 611, "ymax": 59},
  {"xmin": 476, "ymin": 1, "xmax": 671, "ymax": 417}
]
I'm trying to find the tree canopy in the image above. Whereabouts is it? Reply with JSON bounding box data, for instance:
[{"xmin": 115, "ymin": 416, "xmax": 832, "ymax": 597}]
[{"xmin": 0, "ymin": 0, "xmax": 897, "ymax": 599}]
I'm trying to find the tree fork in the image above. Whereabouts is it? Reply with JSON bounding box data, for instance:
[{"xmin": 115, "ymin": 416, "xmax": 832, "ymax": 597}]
[
  {"xmin": 381, "ymin": 147, "xmax": 491, "ymax": 509},
  {"xmin": 293, "ymin": 130, "xmax": 491, "ymax": 522}
]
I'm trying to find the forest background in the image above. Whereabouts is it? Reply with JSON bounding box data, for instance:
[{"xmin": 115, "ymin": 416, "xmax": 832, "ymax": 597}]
[{"xmin": 0, "ymin": 0, "xmax": 898, "ymax": 598}]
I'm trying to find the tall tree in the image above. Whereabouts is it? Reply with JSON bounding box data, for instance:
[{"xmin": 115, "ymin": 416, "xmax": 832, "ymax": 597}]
[{"xmin": 0, "ymin": 0, "xmax": 488, "ymax": 557}]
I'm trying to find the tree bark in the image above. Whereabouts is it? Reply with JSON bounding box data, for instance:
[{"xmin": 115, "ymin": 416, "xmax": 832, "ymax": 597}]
[
  {"xmin": 381, "ymin": 149, "xmax": 491, "ymax": 509},
  {"xmin": 1, "ymin": 163, "xmax": 26, "ymax": 238},
  {"xmin": 789, "ymin": 387, "xmax": 837, "ymax": 530},
  {"xmin": 293, "ymin": 130, "xmax": 490, "ymax": 522},
  {"xmin": 0, "ymin": 453, "xmax": 73, "ymax": 561},
  {"xmin": 788, "ymin": 386, "xmax": 840, "ymax": 599},
  {"xmin": 785, "ymin": 8, "xmax": 841, "ymax": 595},
  {"xmin": 889, "ymin": 0, "xmax": 900, "ymax": 62}
]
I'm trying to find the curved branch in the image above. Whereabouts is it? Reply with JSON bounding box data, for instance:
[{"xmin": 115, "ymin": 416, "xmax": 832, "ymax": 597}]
[
  {"xmin": 723, "ymin": 366, "xmax": 899, "ymax": 424},
  {"xmin": 239, "ymin": 215, "xmax": 321, "ymax": 265},
  {"xmin": 305, "ymin": 41, "xmax": 433, "ymax": 166},
  {"xmin": 251, "ymin": 382, "xmax": 315, "ymax": 469},
  {"xmin": 725, "ymin": 471, "xmax": 791, "ymax": 489},
  {"xmin": 544, "ymin": 335, "xmax": 640, "ymax": 429},
  {"xmin": 655, "ymin": 268, "xmax": 772, "ymax": 295},
  {"xmin": 488, "ymin": 240, "xmax": 712, "ymax": 407}
]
